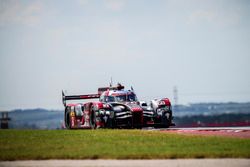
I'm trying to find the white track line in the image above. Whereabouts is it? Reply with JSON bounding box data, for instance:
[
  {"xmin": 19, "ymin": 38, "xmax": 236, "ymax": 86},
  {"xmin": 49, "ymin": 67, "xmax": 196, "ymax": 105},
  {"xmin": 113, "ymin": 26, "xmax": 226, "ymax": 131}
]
[{"xmin": 1, "ymin": 159, "xmax": 250, "ymax": 167}]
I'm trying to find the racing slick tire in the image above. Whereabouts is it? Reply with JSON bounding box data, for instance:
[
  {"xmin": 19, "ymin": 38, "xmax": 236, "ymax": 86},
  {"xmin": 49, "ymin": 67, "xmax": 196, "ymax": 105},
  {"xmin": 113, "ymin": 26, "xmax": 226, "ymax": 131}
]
[
  {"xmin": 161, "ymin": 116, "xmax": 170, "ymax": 128},
  {"xmin": 161, "ymin": 123, "xmax": 170, "ymax": 128},
  {"xmin": 65, "ymin": 107, "xmax": 72, "ymax": 129},
  {"xmin": 90, "ymin": 105, "xmax": 97, "ymax": 129},
  {"xmin": 106, "ymin": 117, "xmax": 115, "ymax": 129},
  {"xmin": 161, "ymin": 109, "xmax": 172, "ymax": 128},
  {"xmin": 154, "ymin": 123, "xmax": 169, "ymax": 128}
]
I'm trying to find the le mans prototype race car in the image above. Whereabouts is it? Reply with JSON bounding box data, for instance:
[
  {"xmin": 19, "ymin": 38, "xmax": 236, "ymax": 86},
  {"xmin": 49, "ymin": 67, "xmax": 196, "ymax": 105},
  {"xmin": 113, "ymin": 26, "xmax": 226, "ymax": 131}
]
[{"xmin": 62, "ymin": 83, "xmax": 174, "ymax": 129}]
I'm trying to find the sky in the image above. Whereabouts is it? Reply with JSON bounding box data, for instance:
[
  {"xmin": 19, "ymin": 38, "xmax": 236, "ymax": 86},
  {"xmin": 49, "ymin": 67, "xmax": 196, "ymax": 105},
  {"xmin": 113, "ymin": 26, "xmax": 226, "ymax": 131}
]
[{"xmin": 0, "ymin": 0, "xmax": 250, "ymax": 110}]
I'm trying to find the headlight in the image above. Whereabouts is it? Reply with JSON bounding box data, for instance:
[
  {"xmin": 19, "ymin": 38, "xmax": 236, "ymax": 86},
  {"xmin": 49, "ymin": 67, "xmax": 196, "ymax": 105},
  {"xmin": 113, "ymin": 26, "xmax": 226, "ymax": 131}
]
[
  {"xmin": 157, "ymin": 109, "xmax": 163, "ymax": 116},
  {"xmin": 99, "ymin": 109, "xmax": 105, "ymax": 115},
  {"xmin": 158, "ymin": 101, "xmax": 165, "ymax": 105},
  {"xmin": 95, "ymin": 111, "xmax": 99, "ymax": 116},
  {"xmin": 103, "ymin": 104, "xmax": 110, "ymax": 108},
  {"xmin": 106, "ymin": 111, "xmax": 110, "ymax": 115}
]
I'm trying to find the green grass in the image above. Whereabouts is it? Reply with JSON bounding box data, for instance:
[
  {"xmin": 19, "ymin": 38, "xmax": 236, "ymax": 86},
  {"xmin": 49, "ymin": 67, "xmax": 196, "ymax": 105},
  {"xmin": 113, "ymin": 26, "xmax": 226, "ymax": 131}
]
[{"xmin": 0, "ymin": 129, "xmax": 249, "ymax": 160}]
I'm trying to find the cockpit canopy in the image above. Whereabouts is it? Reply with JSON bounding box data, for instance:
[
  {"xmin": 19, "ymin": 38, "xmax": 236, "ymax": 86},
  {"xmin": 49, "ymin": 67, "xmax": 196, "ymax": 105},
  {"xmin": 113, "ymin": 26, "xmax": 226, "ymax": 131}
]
[{"xmin": 100, "ymin": 90, "xmax": 138, "ymax": 103}]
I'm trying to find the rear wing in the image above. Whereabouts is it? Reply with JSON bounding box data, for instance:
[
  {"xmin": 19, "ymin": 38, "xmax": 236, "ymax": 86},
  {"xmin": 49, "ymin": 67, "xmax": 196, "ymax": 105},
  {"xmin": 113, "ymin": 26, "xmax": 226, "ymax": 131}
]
[
  {"xmin": 62, "ymin": 91, "xmax": 100, "ymax": 107},
  {"xmin": 62, "ymin": 84, "xmax": 125, "ymax": 106}
]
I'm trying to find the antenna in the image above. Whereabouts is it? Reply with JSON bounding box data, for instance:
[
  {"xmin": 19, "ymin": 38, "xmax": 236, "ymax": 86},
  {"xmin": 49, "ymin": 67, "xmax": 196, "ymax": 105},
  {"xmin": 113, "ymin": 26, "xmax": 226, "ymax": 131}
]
[
  {"xmin": 173, "ymin": 86, "xmax": 178, "ymax": 110},
  {"xmin": 110, "ymin": 77, "xmax": 113, "ymax": 87}
]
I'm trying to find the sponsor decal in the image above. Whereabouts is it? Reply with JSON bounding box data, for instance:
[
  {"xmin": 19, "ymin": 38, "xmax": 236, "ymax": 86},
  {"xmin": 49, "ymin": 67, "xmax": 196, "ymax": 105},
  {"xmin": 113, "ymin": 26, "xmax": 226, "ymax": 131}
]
[
  {"xmin": 81, "ymin": 115, "xmax": 85, "ymax": 125},
  {"xmin": 131, "ymin": 107, "xmax": 143, "ymax": 112},
  {"xmin": 70, "ymin": 111, "xmax": 75, "ymax": 117}
]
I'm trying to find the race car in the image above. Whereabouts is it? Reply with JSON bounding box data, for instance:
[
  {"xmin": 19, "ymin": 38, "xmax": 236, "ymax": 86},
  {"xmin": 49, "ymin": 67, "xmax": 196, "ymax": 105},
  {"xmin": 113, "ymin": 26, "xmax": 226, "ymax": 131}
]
[{"xmin": 62, "ymin": 83, "xmax": 174, "ymax": 129}]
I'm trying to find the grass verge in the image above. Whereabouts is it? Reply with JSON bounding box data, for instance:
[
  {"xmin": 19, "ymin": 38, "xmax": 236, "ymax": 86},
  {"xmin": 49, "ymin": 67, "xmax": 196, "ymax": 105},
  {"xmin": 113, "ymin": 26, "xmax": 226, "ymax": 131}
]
[{"xmin": 0, "ymin": 129, "xmax": 249, "ymax": 160}]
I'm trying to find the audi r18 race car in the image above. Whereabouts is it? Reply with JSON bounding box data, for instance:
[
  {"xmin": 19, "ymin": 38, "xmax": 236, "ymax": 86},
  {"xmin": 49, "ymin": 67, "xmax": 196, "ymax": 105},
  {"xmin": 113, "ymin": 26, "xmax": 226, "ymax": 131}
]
[{"xmin": 62, "ymin": 83, "xmax": 174, "ymax": 129}]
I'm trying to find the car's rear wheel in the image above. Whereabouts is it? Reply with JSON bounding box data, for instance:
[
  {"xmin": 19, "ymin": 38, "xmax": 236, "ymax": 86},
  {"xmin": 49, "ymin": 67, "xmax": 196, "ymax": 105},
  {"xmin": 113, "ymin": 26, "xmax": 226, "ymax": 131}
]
[{"xmin": 65, "ymin": 108, "xmax": 72, "ymax": 129}]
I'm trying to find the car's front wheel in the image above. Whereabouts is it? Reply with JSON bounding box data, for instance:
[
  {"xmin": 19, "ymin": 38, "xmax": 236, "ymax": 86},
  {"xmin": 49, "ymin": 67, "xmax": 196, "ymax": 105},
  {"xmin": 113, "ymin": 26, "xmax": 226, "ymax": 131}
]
[{"xmin": 90, "ymin": 105, "xmax": 97, "ymax": 129}]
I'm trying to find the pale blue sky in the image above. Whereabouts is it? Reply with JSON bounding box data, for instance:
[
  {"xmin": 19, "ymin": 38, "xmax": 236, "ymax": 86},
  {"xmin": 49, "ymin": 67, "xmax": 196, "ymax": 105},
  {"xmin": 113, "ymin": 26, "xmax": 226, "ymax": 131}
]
[{"xmin": 0, "ymin": 0, "xmax": 250, "ymax": 110}]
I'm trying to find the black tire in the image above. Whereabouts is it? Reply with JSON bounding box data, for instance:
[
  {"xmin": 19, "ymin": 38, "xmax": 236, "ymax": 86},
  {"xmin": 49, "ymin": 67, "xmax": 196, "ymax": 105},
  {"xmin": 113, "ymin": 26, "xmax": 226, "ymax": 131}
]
[
  {"xmin": 106, "ymin": 117, "xmax": 114, "ymax": 128},
  {"xmin": 90, "ymin": 105, "xmax": 97, "ymax": 129},
  {"xmin": 154, "ymin": 124, "xmax": 161, "ymax": 129},
  {"xmin": 135, "ymin": 125, "xmax": 142, "ymax": 129},
  {"xmin": 106, "ymin": 111, "xmax": 114, "ymax": 128},
  {"xmin": 126, "ymin": 118, "xmax": 133, "ymax": 129},
  {"xmin": 161, "ymin": 110, "xmax": 172, "ymax": 128},
  {"xmin": 65, "ymin": 109, "xmax": 71, "ymax": 129},
  {"xmin": 161, "ymin": 123, "xmax": 170, "ymax": 128},
  {"xmin": 160, "ymin": 118, "xmax": 170, "ymax": 128}
]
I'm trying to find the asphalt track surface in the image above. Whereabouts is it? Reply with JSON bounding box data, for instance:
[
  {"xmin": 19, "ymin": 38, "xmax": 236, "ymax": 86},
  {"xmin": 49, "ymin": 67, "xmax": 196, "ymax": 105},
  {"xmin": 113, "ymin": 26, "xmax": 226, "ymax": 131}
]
[{"xmin": 1, "ymin": 159, "xmax": 250, "ymax": 167}]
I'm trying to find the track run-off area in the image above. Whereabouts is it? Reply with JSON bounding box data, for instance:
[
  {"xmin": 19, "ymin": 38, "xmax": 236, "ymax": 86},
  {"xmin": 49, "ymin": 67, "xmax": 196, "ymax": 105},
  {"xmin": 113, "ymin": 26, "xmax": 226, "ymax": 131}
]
[{"xmin": 152, "ymin": 126, "xmax": 250, "ymax": 139}]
